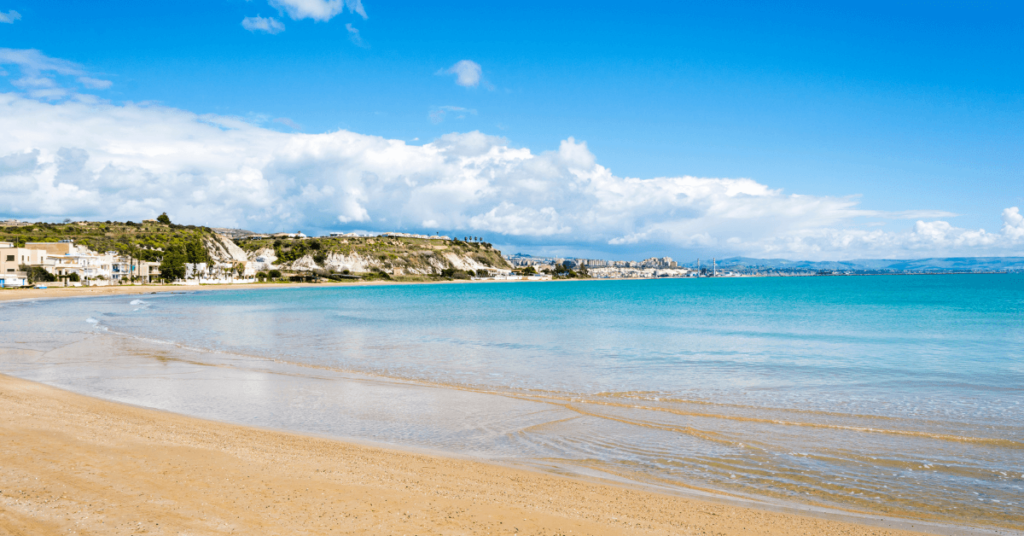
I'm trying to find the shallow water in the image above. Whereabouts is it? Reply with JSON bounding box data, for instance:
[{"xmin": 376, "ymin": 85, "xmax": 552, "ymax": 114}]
[{"xmin": 1, "ymin": 275, "xmax": 1022, "ymax": 528}]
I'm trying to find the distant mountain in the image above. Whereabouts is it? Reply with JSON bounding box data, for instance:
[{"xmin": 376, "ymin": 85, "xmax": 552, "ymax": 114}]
[{"xmin": 681, "ymin": 256, "xmax": 1024, "ymax": 273}]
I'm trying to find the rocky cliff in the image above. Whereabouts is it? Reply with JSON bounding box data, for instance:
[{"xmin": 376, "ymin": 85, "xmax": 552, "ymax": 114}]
[{"xmin": 237, "ymin": 235, "xmax": 512, "ymax": 276}]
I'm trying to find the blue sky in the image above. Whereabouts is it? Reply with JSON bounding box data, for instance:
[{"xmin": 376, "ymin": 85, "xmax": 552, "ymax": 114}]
[{"xmin": 1, "ymin": 1, "xmax": 1022, "ymax": 260}]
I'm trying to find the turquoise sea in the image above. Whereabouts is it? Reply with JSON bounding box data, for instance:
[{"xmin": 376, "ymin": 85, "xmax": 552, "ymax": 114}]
[{"xmin": 2, "ymin": 275, "xmax": 1022, "ymax": 529}]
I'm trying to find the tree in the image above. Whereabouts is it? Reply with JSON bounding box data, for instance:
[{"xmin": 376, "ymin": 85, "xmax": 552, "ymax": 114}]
[
  {"xmin": 268, "ymin": 269, "xmax": 282, "ymax": 279},
  {"xmin": 21, "ymin": 265, "xmax": 56, "ymax": 283},
  {"xmin": 156, "ymin": 212, "xmax": 171, "ymax": 224},
  {"xmin": 184, "ymin": 237, "xmax": 210, "ymax": 265},
  {"xmin": 159, "ymin": 246, "xmax": 188, "ymax": 281},
  {"xmin": 68, "ymin": 272, "xmax": 80, "ymax": 282}
]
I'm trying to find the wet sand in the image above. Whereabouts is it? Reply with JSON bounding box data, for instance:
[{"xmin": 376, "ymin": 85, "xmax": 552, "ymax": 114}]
[
  {"xmin": 0, "ymin": 373, "xmax": 948, "ymax": 536},
  {"xmin": 0, "ymin": 280, "xmax": 455, "ymax": 303}
]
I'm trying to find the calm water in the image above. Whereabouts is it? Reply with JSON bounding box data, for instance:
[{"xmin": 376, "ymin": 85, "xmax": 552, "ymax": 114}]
[{"xmin": 2, "ymin": 275, "xmax": 1022, "ymax": 529}]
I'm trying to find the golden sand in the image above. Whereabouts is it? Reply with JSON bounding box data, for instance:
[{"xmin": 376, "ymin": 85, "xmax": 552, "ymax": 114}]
[
  {"xmin": 0, "ymin": 373, "xmax": 940, "ymax": 536},
  {"xmin": 0, "ymin": 280, "xmax": 445, "ymax": 303}
]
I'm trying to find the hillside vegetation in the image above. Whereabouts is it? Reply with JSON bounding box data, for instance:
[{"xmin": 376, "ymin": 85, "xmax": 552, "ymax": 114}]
[
  {"xmin": 0, "ymin": 220, "xmax": 212, "ymax": 263},
  {"xmin": 238, "ymin": 236, "xmax": 512, "ymax": 276},
  {"xmin": 1, "ymin": 219, "xmax": 513, "ymax": 281}
]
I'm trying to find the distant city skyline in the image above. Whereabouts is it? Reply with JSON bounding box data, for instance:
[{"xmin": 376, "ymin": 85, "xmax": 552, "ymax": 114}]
[{"xmin": 1, "ymin": 1, "xmax": 1022, "ymax": 261}]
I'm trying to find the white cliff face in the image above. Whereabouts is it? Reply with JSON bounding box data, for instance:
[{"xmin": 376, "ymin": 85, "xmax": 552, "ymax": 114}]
[
  {"xmin": 238, "ymin": 240, "xmax": 505, "ymax": 275},
  {"xmin": 442, "ymin": 252, "xmax": 490, "ymax": 272},
  {"xmin": 206, "ymin": 234, "xmax": 250, "ymax": 264},
  {"xmin": 247, "ymin": 247, "xmax": 278, "ymax": 271}
]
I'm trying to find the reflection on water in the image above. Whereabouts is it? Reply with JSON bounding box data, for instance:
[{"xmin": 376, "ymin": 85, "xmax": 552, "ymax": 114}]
[{"xmin": 1, "ymin": 275, "xmax": 1022, "ymax": 529}]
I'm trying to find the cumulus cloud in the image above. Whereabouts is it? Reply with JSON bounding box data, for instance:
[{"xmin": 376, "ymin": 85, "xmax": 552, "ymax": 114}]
[
  {"xmin": 269, "ymin": 0, "xmax": 366, "ymax": 22},
  {"xmin": 439, "ymin": 60, "xmax": 483, "ymax": 88},
  {"xmin": 0, "ymin": 9, "xmax": 20, "ymax": 23},
  {"xmin": 0, "ymin": 77, "xmax": 1021, "ymax": 260},
  {"xmin": 242, "ymin": 15, "xmax": 286, "ymax": 34},
  {"xmin": 1002, "ymin": 207, "xmax": 1024, "ymax": 240}
]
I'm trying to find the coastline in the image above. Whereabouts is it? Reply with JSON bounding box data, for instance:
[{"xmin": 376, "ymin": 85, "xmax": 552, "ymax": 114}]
[
  {"xmin": 0, "ymin": 373, "xmax": 948, "ymax": 536},
  {"xmin": 0, "ymin": 278, "xmax": 524, "ymax": 303},
  {"xmin": 1, "ymin": 270, "xmax": 1011, "ymax": 303}
]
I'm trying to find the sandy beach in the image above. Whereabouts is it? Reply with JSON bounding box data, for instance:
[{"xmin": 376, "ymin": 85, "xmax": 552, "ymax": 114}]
[
  {"xmin": 0, "ymin": 278, "xmax": 568, "ymax": 304},
  {"xmin": 0, "ymin": 372, "xmax": 949, "ymax": 536},
  {"xmin": 0, "ymin": 281, "xmax": 433, "ymax": 303}
]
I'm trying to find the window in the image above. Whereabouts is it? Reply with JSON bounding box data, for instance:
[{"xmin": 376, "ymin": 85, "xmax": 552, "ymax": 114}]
[{"xmin": 4, "ymin": 255, "xmax": 13, "ymax": 262}]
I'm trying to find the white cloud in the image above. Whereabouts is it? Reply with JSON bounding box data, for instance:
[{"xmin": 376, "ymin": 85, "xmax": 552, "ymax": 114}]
[
  {"xmin": 0, "ymin": 48, "xmax": 83, "ymax": 76},
  {"xmin": 345, "ymin": 23, "xmax": 367, "ymax": 47},
  {"xmin": 0, "ymin": 48, "xmax": 112, "ymax": 94},
  {"xmin": 0, "ymin": 9, "xmax": 20, "ymax": 23},
  {"xmin": 77, "ymin": 77, "xmax": 114, "ymax": 89},
  {"xmin": 429, "ymin": 105, "xmax": 477, "ymax": 124},
  {"xmin": 0, "ymin": 87, "xmax": 1021, "ymax": 260},
  {"xmin": 269, "ymin": 0, "xmax": 366, "ymax": 22},
  {"xmin": 439, "ymin": 60, "xmax": 483, "ymax": 88},
  {"xmin": 242, "ymin": 15, "xmax": 286, "ymax": 34},
  {"xmin": 1002, "ymin": 207, "xmax": 1024, "ymax": 240},
  {"xmin": 273, "ymin": 117, "xmax": 302, "ymax": 130}
]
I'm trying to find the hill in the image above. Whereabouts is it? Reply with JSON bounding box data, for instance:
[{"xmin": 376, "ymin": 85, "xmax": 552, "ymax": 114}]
[
  {"xmin": 0, "ymin": 220, "xmax": 513, "ymax": 280},
  {"xmin": 236, "ymin": 235, "xmax": 512, "ymax": 277}
]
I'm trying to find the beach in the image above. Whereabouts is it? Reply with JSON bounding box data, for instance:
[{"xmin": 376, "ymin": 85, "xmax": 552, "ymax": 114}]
[
  {"xmin": 0, "ymin": 280, "xmax": 459, "ymax": 304},
  {"xmin": 0, "ymin": 372, "xmax": 936, "ymax": 536},
  {"xmin": 2, "ymin": 277, "xmax": 1020, "ymax": 535}
]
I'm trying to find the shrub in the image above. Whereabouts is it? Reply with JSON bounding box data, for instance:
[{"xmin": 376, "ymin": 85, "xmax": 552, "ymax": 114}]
[
  {"xmin": 23, "ymin": 266, "xmax": 56, "ymax": 283},
  {"xmin": 440, "ymin": 268, "xmax": 471, "ymax": 279},
  {"xmin": 475, "ymin": 269, "xmax": 489, "ymax": 277},
  {"xmin": 156, "ymin": 212, "xmax": 171, "ymax": 224},
  {"xmin": 68, "ymin": 273, "xmax": 80, "ymax": 282},
  {"xmin": 268, "ymin": 269, "xmax": 282, "ymax": 278}
]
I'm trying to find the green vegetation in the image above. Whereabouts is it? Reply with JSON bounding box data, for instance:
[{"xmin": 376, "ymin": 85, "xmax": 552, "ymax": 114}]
[
  {"xmin": 2, "ymin": 219, "xmax": 516, "ymax": 284},
  {"xmin": 0, "ymin": 220, "xmax": 214, "ymax": 263},
  {"xmin": 20, "ymin": 265, "xmax": 56, "ymax": 283},
  {"xmin": 236, "ymin": 235, "xmax": 511, "ymax": 275}
]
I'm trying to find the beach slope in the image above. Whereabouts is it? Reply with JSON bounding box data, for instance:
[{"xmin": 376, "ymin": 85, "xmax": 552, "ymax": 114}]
[{"xmin": 0, "ymin": 374, "xmax": 932, "ymax": 536}]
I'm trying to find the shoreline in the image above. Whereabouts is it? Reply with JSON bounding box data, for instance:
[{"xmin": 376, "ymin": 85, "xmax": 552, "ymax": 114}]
[
  {"xmin": 0, "ymin": 278, "xmax": 518, "ymax": 303},
  {"xmin": 0, "ymin": 373, "xmax": 966, "ymax": 536},
  {"xmin": 0, "ymin": 270, "xmax": 1013, "ymax": 304}
]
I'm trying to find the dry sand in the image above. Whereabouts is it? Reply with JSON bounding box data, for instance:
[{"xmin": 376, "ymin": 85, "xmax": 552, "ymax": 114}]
[{"xmin": 0, "ymin": 373, "xmax": 943, "ymax": 536}]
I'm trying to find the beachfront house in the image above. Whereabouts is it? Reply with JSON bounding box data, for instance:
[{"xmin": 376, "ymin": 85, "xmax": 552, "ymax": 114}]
[
  {"xmin": 0, "ymin": 241, "xmax": 50, "ymax": 287},
  {"xmin": 25, "ymin": 241, "xmax": 119, "ymax": 284}
]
